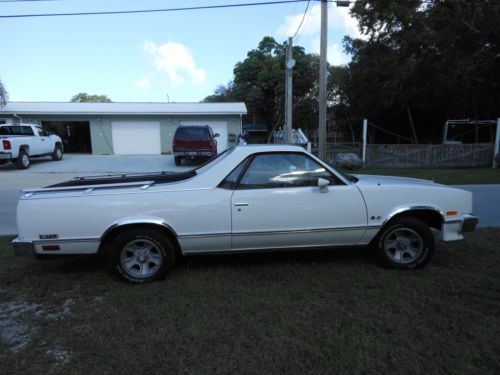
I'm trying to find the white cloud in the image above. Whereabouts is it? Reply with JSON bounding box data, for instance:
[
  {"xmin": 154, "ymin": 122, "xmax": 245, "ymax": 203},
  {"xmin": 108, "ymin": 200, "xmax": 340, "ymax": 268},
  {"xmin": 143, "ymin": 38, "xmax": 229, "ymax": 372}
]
[
  {"xmin": 141, "ymin": 40, "xmax": 206, "ymax": 86},
  {"xmin": 277, "ymin": 3, "xmax": 363, "ymax": 40},
  {"xmin": 311, "ymin": 38, "xmax": 350, "ymax": 65},
  {"xmin": 276, "ymin": 3, "xmax": 366, "ymax": 65},
  {"xmin": 134, "ymin": 76, "xmax": 152, "ymax": 90}
]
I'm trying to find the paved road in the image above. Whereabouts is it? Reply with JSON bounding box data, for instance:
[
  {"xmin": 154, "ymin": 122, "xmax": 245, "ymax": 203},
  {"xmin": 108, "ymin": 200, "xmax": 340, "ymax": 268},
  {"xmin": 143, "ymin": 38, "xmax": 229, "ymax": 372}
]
[{"xmin": 1, "ymin": 184, "xmax": 499, "ymax": 236}]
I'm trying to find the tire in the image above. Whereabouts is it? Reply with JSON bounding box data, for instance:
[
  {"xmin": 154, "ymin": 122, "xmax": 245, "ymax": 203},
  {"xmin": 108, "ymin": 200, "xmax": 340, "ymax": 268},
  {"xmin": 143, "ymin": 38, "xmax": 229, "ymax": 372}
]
[
  {"xmin": 52, "ymin": 145, "xmax": 63, "ymax": 161},
  {"xmin": 174, "ymin": 156, "xmax": 182, "ymax": 166},
  {"xmin": 109, "ymin": 228, "xmax": 176, "ymax": 283},
  {"xmin": 16, "ymin": 151, "xmax": 30, "ymax": 169},
  {"xmin": 376, "ymin": 216, "xmax": 434, "ymax": 269}
]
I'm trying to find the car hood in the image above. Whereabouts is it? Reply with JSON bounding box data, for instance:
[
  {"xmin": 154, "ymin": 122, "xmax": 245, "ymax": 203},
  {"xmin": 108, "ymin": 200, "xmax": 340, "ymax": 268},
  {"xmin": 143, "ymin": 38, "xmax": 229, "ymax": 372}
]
[{"xmin": 350, "ymin": 174, "xmax": 440, "ymax": 187}]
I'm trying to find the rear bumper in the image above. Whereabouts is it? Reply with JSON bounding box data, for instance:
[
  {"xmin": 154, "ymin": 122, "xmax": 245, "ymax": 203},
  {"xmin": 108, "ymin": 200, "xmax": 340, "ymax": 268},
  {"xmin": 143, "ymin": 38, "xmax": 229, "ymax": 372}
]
[
  {"xmin": 173, "ymin": 151, "xmax": 215, "ymax": 158},
  {"xmin": 461, "ymin": 214, "xmax": 479, "ymax": 233},
  {"xmin": 0, "ymin": 152, "xmax": 12, "ymax": 160},
  {"xmin": 12, "ymin": 238, "xmax": 35, "ymax": 257}
]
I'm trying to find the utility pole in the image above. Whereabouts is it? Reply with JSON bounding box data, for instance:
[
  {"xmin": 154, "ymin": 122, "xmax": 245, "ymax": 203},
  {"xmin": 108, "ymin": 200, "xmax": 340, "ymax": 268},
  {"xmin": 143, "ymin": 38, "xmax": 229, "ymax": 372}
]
[
  {"xmin": 285, "ymin": 37, "xmax": 295, "ymax": 143},
  {"xmin": 318, "ymin": 0, "xmax": 328, "ymax": 160}
]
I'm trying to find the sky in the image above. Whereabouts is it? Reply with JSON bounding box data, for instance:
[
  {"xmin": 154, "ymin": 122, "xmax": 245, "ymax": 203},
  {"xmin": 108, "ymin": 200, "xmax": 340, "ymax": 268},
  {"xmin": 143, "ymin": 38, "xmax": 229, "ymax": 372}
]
[{"xmin": 0, "ymin": 0, "xmax": 362, "ymax": 103}]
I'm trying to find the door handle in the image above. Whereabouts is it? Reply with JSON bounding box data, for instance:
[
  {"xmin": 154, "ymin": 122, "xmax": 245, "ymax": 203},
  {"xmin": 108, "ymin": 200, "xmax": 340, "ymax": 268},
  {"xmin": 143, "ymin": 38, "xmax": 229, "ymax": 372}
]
[{"xmin": 234, "ymin": 202, "xmax": 249, "ymax": 207}]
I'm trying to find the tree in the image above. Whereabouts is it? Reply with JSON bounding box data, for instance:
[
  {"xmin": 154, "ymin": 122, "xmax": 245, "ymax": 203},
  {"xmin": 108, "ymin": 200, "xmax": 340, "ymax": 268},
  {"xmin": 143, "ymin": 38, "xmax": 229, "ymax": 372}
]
[
  {"xmin": 332, "ymin": 0, "xmax": 500, "ymax": 142},
  {"xmin": 204, "ymin": 36, "xmax": 320, "ymax": 137},
  {"xmin": 70, "ymin": 93, "xmax": 112, "ymax": 103},
  {"xmin": 0, "ymin": 78, "xmax": 8, "ymax": 107}
]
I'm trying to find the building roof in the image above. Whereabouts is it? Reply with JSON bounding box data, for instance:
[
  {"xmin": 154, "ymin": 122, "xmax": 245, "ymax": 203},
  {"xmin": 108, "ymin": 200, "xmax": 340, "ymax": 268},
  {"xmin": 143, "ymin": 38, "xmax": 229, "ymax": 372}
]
[{"xmin": 0, "ymin": 102, "xmax": 247, "ymax": 116}]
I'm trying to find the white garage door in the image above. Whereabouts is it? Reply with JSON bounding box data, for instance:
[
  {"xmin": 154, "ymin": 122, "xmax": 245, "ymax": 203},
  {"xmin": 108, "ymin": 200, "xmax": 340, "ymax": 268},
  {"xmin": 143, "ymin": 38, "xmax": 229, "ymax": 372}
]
[
  {"xmin": 112, "ymin": 121, "xmax": 161, "ymax": 155},
  {"xmin": 179, "ymin": 121, "xmax": 228, "ymax": 153}
]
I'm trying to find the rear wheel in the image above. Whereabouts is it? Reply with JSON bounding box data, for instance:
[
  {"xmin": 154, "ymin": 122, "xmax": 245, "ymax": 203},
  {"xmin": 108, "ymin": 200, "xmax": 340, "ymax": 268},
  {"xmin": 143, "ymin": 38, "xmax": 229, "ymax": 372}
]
[
  {"xmin": 16, "ymin": 151, "xmax": 30, "ymax": 169},
  {"xmin": 109, "ymin": 229, "xmax": 176, "ymax": 283},
  {"xmin": 174, "ymin": 156, "xmax": 182, "ymax": 166},
  {"xmin": 376, "ymin": 216, "xmax": 434, "ymax": 269},
  {"xmin": 52, "ymin": 145, "xmax": 63, "ymax": 161}
]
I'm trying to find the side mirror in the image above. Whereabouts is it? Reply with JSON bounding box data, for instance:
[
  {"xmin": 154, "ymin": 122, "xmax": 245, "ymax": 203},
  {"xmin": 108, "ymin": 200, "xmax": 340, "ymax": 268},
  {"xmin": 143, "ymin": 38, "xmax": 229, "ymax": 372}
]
[
  {"xmin": 318, "ymin": 177, "xmax": 330, "ymax": 193},
  {"xmin": 214, "ymin": 133, "xmax": 220, "ymax": 137}
]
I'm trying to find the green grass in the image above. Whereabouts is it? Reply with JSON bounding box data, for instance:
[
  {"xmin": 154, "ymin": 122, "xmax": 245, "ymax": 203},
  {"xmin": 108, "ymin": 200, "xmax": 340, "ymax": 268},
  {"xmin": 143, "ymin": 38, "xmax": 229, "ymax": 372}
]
[
  {"xmin": 349, "ymin": 168, "xmax": 500, "ymax": 185},
  {"xmin": 0, "ymin": 231, "xmax": 499, "ymax": 374}
]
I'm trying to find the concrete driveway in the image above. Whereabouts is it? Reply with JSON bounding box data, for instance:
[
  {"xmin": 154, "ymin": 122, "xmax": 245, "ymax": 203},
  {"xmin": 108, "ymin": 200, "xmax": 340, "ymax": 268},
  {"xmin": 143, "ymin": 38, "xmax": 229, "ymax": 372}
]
[{"xmin": 0, "ymin": 154, "xmax": 190, "ymax": 188}]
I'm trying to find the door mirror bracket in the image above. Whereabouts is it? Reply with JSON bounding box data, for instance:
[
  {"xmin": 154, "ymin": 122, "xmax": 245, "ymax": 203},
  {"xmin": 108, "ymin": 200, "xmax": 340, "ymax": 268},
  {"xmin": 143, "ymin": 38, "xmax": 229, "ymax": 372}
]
[{"xmin": 318, "ymin": 178, "xmax": 330, "ymax": 193}]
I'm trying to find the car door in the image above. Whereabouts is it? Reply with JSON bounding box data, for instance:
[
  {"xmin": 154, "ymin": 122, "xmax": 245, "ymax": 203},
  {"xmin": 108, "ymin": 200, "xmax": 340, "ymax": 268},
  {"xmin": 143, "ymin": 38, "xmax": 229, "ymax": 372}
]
[
  {"xmin": 229, "ymin": 152, "xmax": 368, "ymax": 251},
  {"xmin": 35, "ymin": 126, "xmax": 52, "ymax": 154}
]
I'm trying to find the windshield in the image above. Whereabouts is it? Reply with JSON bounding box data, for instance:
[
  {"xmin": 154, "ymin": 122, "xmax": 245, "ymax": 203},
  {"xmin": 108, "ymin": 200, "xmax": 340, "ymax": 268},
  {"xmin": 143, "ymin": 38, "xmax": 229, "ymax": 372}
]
[{"xmin": 194, "ymin": 147, "xmax": 235, "ymax": 174}]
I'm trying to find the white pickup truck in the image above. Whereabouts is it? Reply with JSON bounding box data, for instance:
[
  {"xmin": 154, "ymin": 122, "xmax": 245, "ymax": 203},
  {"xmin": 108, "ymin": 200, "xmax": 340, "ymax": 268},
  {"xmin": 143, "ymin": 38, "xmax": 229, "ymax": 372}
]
[{"xmin": 0, "ymin": 123, "xmax": 63, "ymax": 169}]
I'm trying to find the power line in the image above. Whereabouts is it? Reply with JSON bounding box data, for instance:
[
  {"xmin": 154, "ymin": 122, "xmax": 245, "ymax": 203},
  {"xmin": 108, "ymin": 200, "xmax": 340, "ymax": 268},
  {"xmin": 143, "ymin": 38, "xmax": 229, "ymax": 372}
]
[
  {"xmin": 0, "ymin": 0, "xmax": 61, "ymax": 2},
  {"xmin": 0, "ymin": 0, "xmax": 314, "ymax": 18},
  {"xmin": 292, "ymin": 0, "xmax": 311, "ymax": 41}
]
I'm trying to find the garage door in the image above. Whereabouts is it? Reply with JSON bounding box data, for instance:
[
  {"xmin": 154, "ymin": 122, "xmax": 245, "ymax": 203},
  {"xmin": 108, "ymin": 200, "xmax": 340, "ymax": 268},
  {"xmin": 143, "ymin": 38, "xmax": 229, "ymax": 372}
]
[
  {"xmin": 112, "ymin": 121, "xmax": 161, "ymax": 155},
  {"xmin": 179, "ymin": 121, "xmax": 228, "ymax": 153}
]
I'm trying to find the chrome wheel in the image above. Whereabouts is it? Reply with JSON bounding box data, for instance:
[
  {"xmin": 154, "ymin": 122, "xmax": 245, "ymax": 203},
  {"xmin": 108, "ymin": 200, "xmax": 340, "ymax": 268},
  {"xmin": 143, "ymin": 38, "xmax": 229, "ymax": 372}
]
[
  {"xmin": 383, "ymin": 227, "xmax": 424, "ymax": 264},
  {"xmin": 119, "ymin": 239, "xmax": 163, "ymax": 279},
  {"xmin": 56, "ymin": 148, "xmax": 62, "ymax": 159}
]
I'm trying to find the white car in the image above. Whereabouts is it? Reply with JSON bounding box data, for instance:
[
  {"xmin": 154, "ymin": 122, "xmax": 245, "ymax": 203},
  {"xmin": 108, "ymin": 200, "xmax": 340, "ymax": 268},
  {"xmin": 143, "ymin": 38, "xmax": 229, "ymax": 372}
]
[
  {"xmin": 0, "ymin": 123, "xmax": 63, "ymax": 169},
  {"xmin": 13, "ymin": 145, "xmax": 478, "ymax": 283}
]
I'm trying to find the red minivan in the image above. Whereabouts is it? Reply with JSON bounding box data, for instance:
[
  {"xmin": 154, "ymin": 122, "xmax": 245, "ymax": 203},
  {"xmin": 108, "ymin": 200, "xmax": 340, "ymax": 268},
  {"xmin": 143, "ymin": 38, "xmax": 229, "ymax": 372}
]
[{"xmin": 172, "ymin": 125, "xmax": 219, "ymax": 166}]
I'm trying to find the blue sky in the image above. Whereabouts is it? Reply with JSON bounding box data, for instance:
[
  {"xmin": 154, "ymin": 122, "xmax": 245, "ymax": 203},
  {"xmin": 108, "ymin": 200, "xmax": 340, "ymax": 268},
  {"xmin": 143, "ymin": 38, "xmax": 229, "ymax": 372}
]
[{"xmin": 0, "ymin": 0, "xmax": 362, "ymax": 103}]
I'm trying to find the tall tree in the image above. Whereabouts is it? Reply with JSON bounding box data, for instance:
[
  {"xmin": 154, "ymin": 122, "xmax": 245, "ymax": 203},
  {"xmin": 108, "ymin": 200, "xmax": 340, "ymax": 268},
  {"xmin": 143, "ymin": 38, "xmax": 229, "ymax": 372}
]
[
  {"xmin": 204, "ymin": 36, "xmax": 320, "ymax": 137},
  {"xmin": 335, "ymin": 0, "xmax": 500, "ymax": 142},
  {"xmin": 0, "ymin": 78, "xmax": 8, "ymax": 107},
  {"xmin": 70, "ymin": 93, "xmax": 112, "ymax": 103}
]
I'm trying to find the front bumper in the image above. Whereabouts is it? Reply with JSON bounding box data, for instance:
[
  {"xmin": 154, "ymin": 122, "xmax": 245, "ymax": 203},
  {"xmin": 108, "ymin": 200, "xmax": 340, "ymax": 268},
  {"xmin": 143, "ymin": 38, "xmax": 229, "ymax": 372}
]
[
  {"xmin": 461, "ymin": 214, "xmax": 479, "ymax": 233},
  {"xmin": 12, "ymin": 238, "xmax": 35, "ymax": 257}
]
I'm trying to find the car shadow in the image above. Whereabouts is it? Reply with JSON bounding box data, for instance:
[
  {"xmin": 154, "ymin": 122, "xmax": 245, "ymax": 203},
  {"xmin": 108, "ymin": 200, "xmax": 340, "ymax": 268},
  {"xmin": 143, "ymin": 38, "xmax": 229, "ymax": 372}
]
[{"xmin": 179, "ymin": 246, "xmax": 376, "ymax": 270}]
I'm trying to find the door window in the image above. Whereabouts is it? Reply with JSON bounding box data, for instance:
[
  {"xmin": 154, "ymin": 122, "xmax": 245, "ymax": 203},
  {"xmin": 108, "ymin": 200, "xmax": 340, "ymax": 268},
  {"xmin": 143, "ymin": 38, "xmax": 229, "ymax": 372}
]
[
  {"xmin": 36, "ymin": 127, "xmax": 49, "ymax": 137},
  {"xmin": 238, "ymin": 153, "xmax": 341, "ymax": 189}
]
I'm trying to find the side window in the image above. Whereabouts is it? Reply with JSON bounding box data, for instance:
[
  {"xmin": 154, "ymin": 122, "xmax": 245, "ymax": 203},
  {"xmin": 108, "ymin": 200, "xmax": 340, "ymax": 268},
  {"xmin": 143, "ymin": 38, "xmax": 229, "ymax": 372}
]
[
  {"xmin": 238, "ymin": 153, "xmax": 341, "ymax": 189},
  {"xmin": 219, "ymin": 157, "xmax": 251, "ymax": 190},
  {"xmin": 36, "ymin": 127, "xmax": 48, "ymax": 137}
]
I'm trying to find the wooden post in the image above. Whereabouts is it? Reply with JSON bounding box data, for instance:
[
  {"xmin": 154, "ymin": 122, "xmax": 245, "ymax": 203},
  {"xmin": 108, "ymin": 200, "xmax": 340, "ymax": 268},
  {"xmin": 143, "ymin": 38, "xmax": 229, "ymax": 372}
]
[{"xmin": 493, "ymin": 118, "xmax": 500, "ymax": 168}]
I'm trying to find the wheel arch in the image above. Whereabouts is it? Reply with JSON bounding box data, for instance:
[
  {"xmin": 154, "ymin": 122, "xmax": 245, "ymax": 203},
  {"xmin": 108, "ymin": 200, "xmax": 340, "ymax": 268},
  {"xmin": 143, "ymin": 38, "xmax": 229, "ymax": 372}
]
[
  {"xmin": 370, "ymin": 206, "xmax": 444, "ymax": 246},
  {"xmin": 98, "ymin": 219, "xmax": 182, "ymax": 257},
  {"xmin": 19, "ymin": 144, "xmax": 30, "ymax": 153}
]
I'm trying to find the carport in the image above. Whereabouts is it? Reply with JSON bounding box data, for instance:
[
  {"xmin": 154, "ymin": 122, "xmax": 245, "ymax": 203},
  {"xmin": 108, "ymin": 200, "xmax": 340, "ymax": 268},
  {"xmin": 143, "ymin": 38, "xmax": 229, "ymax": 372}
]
[{"xmin": 41, "ymin": 121, "xmax": 92, "ymax": 153}]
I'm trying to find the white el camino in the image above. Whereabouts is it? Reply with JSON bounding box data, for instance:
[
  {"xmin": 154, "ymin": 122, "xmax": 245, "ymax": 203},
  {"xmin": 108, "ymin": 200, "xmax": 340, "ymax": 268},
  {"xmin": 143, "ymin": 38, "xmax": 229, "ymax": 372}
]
[{"xmin": 13, "ymin": 145, "xmax": 478, "ymax": 283}]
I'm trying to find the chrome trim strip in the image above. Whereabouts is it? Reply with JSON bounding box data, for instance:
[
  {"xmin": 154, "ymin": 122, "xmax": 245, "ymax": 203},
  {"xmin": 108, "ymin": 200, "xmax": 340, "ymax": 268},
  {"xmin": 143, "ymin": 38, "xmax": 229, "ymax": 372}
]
[
  {"xmin": 183, "ymin": 243, "xmax": 362, "ymax": 255},
  {"xmin": 178, "ymin": 225, "xmax": 379, "ymax": 239},
  {"xmin": 179, "ymin": 233, "xmax": 231, "ymax": 239},
  {"xmin": 100, "ymin": 218, "xmax": 177, "ymax": 240},
  {"xmin": 382, "ymin": 206, "xmax": 445, "ymax": 226},
  {"xmin": 33, "ymin": 238, "xmax": 100, "ymax": 244},
  {"xmin": 21, "ymin": 180, "xmax": 156, "ymax": 195}
]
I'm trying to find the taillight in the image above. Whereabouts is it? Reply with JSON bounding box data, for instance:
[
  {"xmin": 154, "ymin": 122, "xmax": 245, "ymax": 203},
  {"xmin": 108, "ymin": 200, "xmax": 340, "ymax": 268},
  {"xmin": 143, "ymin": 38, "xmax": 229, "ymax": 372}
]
[{"xmin": 2, "ymin": 140, "xmax": 11, "ymax": 150}]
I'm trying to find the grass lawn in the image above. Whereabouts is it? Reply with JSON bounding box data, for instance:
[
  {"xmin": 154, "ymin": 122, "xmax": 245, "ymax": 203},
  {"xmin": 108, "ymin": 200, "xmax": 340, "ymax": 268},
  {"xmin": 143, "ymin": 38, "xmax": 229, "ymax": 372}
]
[
  {"xmin": 349, "ymin": 168, "xmax": 500, "ymax": 185},
  {"xmin": 0, "ymin": 231, "xmax": 499, "ymax": 374}
]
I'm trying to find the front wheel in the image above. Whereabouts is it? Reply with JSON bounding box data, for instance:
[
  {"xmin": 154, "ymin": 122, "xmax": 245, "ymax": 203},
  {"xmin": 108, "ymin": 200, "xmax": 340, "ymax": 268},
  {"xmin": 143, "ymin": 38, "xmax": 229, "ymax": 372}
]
[
  {"xmin": 109, "ymin": 228, "xmax": 176, "ymax": 283},
  {"xmin": 376, "ymin": 216, "xmax": 434, "ymax": 269},
  {"xmin": 52, "ymin": 145, "xmax": 63, "ymax": 161}
]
